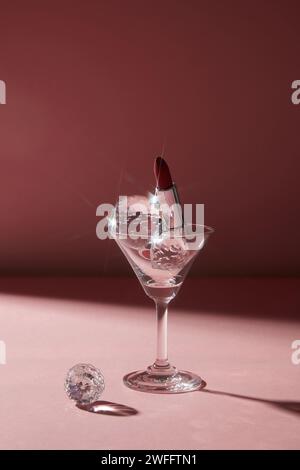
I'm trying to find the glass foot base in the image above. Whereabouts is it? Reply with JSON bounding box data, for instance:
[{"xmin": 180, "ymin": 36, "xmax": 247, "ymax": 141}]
[{"xmin": 123, "ymin": 367, "xmax": 206, "ymax": 394}]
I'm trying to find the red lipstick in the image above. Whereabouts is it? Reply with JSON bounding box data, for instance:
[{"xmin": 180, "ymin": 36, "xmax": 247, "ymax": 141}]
[
  {"xmin": 153, "ymin": 156, "xmax": 183, "ymax": 227},
  {"xmin": 154, "ymin": 157, "xmax": 173, "ymax": 190}
]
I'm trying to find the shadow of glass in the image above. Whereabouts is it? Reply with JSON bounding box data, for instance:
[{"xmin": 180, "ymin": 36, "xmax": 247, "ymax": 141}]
[
  {"xmin": 203, "ymin": 389, "xmax": 300, "ymax": 417},
  {"xmin": 76, "ymin": 400, "xmax": 139, "ymax": 417}
]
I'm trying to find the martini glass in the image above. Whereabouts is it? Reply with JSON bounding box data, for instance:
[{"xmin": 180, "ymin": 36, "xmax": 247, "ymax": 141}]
[{"xmin": 109, "ymin": 213, "xmax": 213, "ymax": 393}]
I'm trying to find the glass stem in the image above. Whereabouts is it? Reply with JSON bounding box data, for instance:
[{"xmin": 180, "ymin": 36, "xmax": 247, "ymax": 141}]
[{"xmin": 154, "ymin": 300, "xmax": 169, "ymax": 369}]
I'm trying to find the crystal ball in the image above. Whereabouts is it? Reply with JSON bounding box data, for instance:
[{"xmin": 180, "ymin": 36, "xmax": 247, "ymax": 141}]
[{"xmin": 65, "ymin": 363, "xmax": 105, "ymax": 405}]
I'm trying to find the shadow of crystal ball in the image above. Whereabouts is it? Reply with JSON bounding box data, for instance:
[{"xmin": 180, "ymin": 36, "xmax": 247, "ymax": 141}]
[{"xmin": 65, "ymin": 363, "xmax": 105, "ymax": 405}]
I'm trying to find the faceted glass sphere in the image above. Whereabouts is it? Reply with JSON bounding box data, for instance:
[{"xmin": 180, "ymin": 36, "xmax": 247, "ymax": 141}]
[{"xmin": 65, "ymin": 363, "xmax": 105, "ymax": 405}]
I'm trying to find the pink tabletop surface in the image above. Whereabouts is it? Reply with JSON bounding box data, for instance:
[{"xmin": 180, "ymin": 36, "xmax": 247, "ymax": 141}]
[{"xmin": 0, "ymin": 277, "xmax": 299, "ymax": 450}]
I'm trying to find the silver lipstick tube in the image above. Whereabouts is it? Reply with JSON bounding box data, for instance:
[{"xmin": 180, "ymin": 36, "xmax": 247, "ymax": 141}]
[{"xmin": 155, "ymin": 183, "xmax": 183, "ymax": 229}]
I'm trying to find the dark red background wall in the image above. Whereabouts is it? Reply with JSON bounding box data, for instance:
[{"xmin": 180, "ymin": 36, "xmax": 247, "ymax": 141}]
[{"xmin": 0, "ymin": 0, "xmax": 299, "ymax": 276}]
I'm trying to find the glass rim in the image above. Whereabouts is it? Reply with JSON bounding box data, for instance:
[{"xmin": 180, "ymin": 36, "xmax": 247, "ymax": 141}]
[
  {"xmin": 164, "ymin": 223, "xmax": 214, "ymax": 234},
  {"xmin": 108, "ymin": 212, "xmax": 214, "ymax": 238}
]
